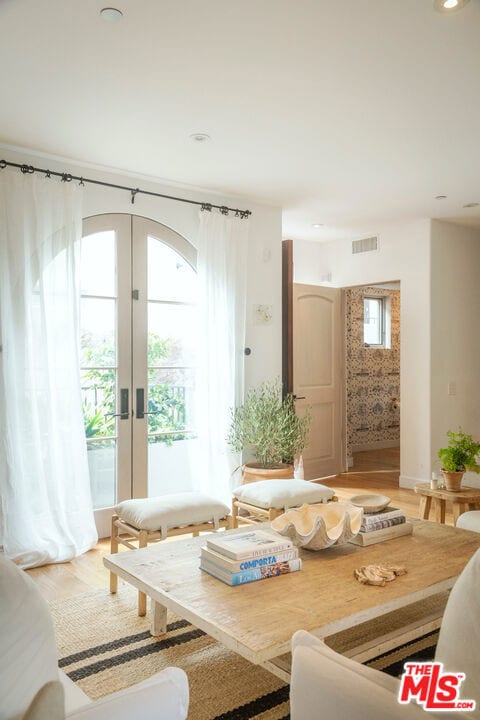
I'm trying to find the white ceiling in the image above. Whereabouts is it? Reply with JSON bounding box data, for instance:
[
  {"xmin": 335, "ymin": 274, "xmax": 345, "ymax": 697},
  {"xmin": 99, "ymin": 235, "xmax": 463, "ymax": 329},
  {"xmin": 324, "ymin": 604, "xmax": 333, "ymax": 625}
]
[{"xmin": 1, "ymin": 0, "xmax": 480, "ymax": 241}]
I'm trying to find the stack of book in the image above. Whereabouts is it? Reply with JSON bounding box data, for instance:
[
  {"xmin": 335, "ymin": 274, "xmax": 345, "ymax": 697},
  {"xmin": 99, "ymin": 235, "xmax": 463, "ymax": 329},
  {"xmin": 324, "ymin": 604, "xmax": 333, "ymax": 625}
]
[
  {"xmin": 350, "ymin": 506, "xmax": 413, "ymax": 546},
  {"xmin": 200, "ymin": 530, "xmax": 301, "ymax": 586}
]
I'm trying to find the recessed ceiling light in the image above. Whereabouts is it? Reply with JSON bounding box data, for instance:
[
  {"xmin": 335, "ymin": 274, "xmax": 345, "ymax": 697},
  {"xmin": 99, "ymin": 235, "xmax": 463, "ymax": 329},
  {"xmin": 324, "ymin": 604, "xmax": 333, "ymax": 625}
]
[
  {"xmin": 463, "ymin": 202, "xmax": 479, "ymax": 208},
  {"xmin": 435, "ymin": 195, "xmax": 447, "ymax": 200},
  {"xmin": 189, "ymin": 133, "xmax": 211, "ymax": 143},
  {"xmin": 100, "ymin": 7, "xmax": 123, "ymax": 22},
  {"xmin": 433, "ymin": 0, "xmax": 470, "ymax": 13},
  {"xmin": 312, "ymin": 223, "xmax": 324, "ymax": 228}
]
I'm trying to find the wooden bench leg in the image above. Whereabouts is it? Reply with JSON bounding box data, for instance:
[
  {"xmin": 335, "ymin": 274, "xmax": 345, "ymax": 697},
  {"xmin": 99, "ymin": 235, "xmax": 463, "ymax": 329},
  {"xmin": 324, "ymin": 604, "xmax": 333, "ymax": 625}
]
[
  {"xmin": 110, "ymin": 514, "xmax": 119, "ymax": 594},
  {"xmin": 232, "ymin": 498, "xmax": 239, "ymax": 528},
  {"xmin": 138, "ymin": 530, "xmax": 148, "ymax": 617},
  {"xmin": 418, "ymin": 495, "xmax": 432, "ymax": 520},
  {"xmin": 432, "ymin": 498, "xmax": 445, "ymax": 524}
]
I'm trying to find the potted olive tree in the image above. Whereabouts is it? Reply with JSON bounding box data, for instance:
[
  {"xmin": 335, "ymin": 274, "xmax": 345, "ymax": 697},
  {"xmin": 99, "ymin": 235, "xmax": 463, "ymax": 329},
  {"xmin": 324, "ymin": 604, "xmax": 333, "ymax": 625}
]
[
  {"xmin": 227, "ymin": 378, "xmax": 311, "ymax": 483},
  {"xmin": 437, "ymin": 429, "xmax": 480, "ymax": 491}
]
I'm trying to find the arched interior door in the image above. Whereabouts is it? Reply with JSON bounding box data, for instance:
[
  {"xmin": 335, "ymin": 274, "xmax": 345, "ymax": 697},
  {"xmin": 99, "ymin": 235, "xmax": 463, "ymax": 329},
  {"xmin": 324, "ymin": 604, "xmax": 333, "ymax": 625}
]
[
  {"xmin": 80, "ymin": 214, "xmax": 198, "ymax": 535},
  {"xmin": 293, "ymin": 283, "xmax": 344, "ymax": 478}
]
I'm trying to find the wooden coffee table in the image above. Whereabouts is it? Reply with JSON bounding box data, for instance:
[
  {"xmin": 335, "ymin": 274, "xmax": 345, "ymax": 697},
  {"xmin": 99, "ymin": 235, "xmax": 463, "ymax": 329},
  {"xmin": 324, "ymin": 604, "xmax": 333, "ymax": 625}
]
[{"xmin": 104, "ymin": 520, "xmax": 480, "ymax": 681}]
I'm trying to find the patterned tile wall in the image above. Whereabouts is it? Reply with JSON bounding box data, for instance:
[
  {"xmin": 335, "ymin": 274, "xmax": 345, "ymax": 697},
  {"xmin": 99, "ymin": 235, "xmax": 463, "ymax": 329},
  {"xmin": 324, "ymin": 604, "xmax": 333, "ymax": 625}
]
[{"xmin": 345, "ymin": 286, "xmax": 400, "ymax": 462}]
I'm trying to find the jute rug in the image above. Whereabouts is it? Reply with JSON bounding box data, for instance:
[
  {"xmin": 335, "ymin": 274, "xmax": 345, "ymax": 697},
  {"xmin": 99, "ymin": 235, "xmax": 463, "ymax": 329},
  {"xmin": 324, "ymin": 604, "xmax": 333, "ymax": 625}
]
[{"xmin": 49, "ymin": 585, "xmax": 442, "ymax": 720}]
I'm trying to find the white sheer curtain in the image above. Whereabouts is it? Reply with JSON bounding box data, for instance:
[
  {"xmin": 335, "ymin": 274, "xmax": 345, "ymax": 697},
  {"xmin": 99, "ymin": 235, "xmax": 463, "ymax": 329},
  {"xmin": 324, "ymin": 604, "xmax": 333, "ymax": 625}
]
[
  {"xmin": 195, "ymin": 210, "xmax": 249, "ymax": 504},
  {"xmin": 0, "ymin": 170, "xmax": 97, "ymax": 568}
]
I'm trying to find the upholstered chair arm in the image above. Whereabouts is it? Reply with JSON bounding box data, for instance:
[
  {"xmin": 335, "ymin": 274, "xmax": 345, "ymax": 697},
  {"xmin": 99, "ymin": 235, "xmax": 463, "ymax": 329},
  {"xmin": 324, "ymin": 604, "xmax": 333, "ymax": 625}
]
[{"xmin": 66, "ymin": 668, "xmax": 189, "ymax": 720}]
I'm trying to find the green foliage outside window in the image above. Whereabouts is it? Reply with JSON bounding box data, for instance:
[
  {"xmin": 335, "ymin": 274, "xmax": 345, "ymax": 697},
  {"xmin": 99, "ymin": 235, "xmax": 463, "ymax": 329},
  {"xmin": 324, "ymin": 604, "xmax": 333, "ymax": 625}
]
[{"xmin": 82, "ymin": 332, "xmax": 189, "ymax": 446}]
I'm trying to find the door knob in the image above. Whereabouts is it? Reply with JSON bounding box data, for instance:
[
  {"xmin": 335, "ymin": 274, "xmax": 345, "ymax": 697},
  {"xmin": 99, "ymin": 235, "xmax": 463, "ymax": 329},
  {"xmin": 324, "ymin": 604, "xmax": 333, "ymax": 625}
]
[
  {"xmin": 135, "ymin": 388, "xmax": 161, "ymax": 419},
  {"xmin": 104, "ymin": 388, "xmax": 129, "ymax": 419}
]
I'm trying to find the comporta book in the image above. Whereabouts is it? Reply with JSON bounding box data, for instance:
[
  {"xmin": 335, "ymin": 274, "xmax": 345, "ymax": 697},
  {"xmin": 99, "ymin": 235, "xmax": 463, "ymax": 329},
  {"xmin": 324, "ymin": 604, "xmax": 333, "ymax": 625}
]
[
  {"xmin": 205, "ymin": 530, "xmax": 293, "ymax": 560},
  {"xmin": 200, "ymin": 557, "xmax": 302, "ymax": 586},
  {"xmin": 200, "ymin": 546, "xmax": 299, "ymax": 573}
]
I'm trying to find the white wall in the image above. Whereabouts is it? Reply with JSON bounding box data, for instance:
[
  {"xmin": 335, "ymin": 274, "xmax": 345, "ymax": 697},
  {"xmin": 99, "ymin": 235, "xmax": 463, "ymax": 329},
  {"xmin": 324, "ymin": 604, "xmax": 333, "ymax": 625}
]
[
  {"xmin": 294, "ymin": 220, "xmax": 432, "ymax": 488},
  {"xmin": 0, "ymin": 145, "xmax": 282, "ymax": 392},
  {"xmin": 430, "ymin": 220, "xmax": 480, "ymax": 487}
]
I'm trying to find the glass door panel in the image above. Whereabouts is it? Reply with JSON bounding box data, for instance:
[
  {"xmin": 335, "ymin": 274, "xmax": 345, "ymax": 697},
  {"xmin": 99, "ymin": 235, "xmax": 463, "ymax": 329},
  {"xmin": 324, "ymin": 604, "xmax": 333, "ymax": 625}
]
[
  {"xmin": 147, "ymin": 239, "xmax": 197, "ymax": 303},
  {"xmin": 81, "ymin": 215, "xmax": 131, "ymax": 534},
  {"xmin": 147, "ymin": 303, "xmax": 198, "ymax": 366},
  {"xmin": 132, "ymin": 222, "xmax": 198, "ymax": 499},
  {"xmin": 80, "ymin": 215, "xmax": 197, "ymax": 530},
  {"xmin": 80, "ymin": 238, "xmax": 117, "ymax": 510}
]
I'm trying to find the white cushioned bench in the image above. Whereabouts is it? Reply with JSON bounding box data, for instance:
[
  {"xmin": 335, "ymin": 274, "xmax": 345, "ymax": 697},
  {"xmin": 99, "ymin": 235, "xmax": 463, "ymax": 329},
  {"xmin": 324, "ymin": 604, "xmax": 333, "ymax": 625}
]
[
  {"xmin": 231, "ymin": 479, "xmax": 337, "ymax": 527},
  {"xmin": 111, "ymin": 492, "xmax": 231, "ymax": 615}
]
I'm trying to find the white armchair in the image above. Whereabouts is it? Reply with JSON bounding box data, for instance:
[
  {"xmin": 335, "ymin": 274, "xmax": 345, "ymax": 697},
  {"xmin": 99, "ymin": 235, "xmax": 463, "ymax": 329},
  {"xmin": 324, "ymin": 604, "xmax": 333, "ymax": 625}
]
[
  {"xmin": 290, "ymin": 630, "xmax": 426, "ymax": 720},
  {"xmin": 0, "ymin": 555, "xmax": 189, "ymax": 720},
  {"xmin": 290, "ymin": 547, "xmax": 480, "ymax": 720}
]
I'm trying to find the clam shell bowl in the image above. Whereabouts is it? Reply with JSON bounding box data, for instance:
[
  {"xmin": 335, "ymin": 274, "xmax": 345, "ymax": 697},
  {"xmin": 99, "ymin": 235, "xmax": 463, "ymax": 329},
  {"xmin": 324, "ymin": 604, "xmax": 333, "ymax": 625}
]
[{"xmin": 271, "ymin": 502, "xmax": 363, "ymax": 551}]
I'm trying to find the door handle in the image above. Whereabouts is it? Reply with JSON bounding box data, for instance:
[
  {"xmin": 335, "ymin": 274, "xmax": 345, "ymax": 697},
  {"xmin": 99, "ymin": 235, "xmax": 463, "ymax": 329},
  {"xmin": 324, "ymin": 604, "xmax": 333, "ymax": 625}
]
[
  {"xmin": 293, "ymin": 395, "xmax": 306, "ymax": 401},
  {"xmin": 135, "ymin": 388, "xmax": 161, "ymax": 419},
  {"xmin": 105, "ymin": 388, "xmax": 129, "ymax": 420}
]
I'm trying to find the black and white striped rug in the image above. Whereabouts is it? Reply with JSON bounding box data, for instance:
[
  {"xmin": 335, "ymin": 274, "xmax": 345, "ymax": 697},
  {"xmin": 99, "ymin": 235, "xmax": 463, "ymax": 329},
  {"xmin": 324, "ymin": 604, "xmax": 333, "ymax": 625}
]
[{"xmin": 49, "ymin": 586, "xmax": 437, "ymax": 720}]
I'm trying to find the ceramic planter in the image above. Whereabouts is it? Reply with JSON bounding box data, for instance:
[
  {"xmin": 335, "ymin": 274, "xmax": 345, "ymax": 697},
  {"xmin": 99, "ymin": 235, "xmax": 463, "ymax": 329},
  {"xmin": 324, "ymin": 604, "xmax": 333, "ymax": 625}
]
[
  {"xmin": 441, "ymin": 470, "xmax": 464, "ymax": 492},
  {"xmin": 241, "ymin": 463, "xmax": 294, "ymax": 484}
]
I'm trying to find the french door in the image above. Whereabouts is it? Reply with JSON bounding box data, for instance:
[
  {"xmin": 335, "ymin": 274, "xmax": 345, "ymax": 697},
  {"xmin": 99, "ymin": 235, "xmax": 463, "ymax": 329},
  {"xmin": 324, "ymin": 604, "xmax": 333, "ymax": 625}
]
[{"xmin": 80, "ymin": 214, "xmax": 198, "ymax": 535}]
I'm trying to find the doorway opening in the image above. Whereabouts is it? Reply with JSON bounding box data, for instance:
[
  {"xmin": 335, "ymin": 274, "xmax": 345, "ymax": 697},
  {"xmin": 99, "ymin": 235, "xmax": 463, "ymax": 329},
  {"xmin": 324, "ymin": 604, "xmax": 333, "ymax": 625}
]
[{"xmin": 344, "ymin": 282, "xmax": 400, "ymax": 474}]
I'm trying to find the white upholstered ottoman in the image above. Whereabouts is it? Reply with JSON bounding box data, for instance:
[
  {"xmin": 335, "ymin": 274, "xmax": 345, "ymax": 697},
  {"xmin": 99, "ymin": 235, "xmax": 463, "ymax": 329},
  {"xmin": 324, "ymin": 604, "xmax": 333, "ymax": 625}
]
[
  {"xmin": 231, "ymin": 479, "xmax": 337, "ymax": 527},
  {"xmin": 110, "ymin": 492, "xmax": 231, "ymax": 615}
]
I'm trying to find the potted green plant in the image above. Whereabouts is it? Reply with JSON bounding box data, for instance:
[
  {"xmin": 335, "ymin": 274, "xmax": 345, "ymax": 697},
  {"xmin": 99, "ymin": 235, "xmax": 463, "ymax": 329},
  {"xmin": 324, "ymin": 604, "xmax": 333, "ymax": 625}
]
[
  {"xmin": 227, "ymin": 378, "xmax": 311, "ymax": 483},
  {"xmin": 437, "ymin": 429, "xmax": 480, "ymax": 492}
]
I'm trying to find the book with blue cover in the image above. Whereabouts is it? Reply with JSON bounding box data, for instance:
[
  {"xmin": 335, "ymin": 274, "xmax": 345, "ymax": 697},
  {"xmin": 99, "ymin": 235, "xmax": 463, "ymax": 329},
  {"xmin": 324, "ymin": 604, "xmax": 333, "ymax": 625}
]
[
  {"xmin": 200, "ymin": 545, "xmax": 299, "ymax": 573},
  {"xmin": 200, "ymin": 557, "xmax": 302, "ymax": 586}
]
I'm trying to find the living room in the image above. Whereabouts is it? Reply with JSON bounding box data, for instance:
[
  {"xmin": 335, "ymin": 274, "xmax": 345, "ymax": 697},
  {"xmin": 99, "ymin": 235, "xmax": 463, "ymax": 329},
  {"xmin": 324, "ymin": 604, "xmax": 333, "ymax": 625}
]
[{"xmin": 1, "ymin": 1, "xmax": 480, "ymax": 719}]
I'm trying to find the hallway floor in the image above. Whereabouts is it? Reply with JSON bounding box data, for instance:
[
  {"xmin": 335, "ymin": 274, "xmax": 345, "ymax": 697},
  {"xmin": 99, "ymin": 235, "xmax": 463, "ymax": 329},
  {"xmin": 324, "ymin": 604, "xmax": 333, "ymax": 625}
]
[{"xmin": 350, "ymin": 446, "xmax": 400, "ymax": 473}]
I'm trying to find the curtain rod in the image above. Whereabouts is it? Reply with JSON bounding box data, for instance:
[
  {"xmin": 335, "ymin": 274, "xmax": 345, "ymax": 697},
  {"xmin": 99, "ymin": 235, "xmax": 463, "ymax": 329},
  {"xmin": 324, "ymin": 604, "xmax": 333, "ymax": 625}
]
[{"xmin": 0, "ymin": 159, "xmax": 252, "ymax": 219}]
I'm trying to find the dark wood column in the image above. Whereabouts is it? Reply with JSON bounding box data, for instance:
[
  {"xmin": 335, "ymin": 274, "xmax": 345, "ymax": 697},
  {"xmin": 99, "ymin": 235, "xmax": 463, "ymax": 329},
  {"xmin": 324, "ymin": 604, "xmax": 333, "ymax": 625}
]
[{"xmin": 282, "ymin": 239, "xmax": 293, "ymax": 395}]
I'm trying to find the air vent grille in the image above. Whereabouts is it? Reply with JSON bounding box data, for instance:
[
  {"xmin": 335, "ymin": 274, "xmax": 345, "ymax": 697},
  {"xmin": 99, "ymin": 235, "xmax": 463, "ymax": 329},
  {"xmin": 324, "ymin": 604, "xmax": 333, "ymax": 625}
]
[{"xmin": 352, "ymin": 236, "xmax": 378, "ymax": 254}]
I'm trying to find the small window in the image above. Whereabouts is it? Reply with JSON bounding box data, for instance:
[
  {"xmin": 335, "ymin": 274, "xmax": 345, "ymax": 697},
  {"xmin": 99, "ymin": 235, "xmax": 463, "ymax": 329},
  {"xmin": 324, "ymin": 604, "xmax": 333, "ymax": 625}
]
[{"xmin": 364, "ymin": 297, "xmax": 385, "ymax": 347}]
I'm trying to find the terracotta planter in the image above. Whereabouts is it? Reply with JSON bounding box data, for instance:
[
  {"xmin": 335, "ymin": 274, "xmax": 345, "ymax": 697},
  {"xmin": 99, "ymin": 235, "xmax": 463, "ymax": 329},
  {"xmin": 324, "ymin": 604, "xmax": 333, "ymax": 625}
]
[
  {"xmin": 441, "ymin": 470, "xmax": 464, "ymax": 492},
  {"xmin": 242, "ymin": 463, "xmax": 294, "ymax": 485}
]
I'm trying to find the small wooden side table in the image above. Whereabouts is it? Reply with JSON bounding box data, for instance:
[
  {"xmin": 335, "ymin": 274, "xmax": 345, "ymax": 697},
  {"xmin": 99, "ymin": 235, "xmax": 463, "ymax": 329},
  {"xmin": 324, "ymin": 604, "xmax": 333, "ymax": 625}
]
[{"xmin": 414, "ymin": 482, "xmax": 480, "ymax": 525}]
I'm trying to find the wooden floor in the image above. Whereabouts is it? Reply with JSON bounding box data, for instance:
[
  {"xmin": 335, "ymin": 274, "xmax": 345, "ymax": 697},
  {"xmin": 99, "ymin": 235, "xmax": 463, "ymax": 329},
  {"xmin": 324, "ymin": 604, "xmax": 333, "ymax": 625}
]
[
  {"xmin": 350, "ymin": 446, "xmax": 400, "ymax": 473},
  {"xmin": 27, "ymin": 456, "xmax": 454, "ymax": 603}
]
